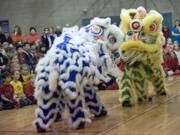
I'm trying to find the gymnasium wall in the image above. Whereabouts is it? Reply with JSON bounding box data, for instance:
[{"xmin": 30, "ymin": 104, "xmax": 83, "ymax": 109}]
[{"xmin": 0, "ymin": 0, "xmax": 179, "ymax": 34}]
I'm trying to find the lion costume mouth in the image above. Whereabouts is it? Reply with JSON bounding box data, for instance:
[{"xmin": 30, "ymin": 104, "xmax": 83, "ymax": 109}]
[
  {"xmin": 120, "ymin": 49, "xmax": 143, "ymax": 66},
  {"xmin": 120, "ymin": 39, "xmax": 160, "ymax": 53}
]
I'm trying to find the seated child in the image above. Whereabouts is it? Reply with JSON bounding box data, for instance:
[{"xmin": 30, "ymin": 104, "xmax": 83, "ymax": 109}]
[
  {"xmin": 10, "ymin": 55, "xmax": 20, "ymax": 73},
  {"xmin": 163, "ymin": 38, "xmax": 173, "ymax": 54},
  {"xmin": 23, "ymin": 74, "xmax": 36, "ymax": 104},
  {"xmin": 0, "ymin": 44, "xmax": 8, "ymax": 69},
  {"xmin": 0, "ymin": 44, "xmax": 8, "ymax": 85},
  {"xmin": 0, "ymin": 98, "xmax": 2, "ymax": 111},
  {"xmin": 16, "ymin": 44, "xmax": 29, "ymax": 65},
  {"xmin": 21, "ymin": 64, "xmax": 31, "ymax": 85},
  {"xmin": 37, "ymin": 44, "xmax": 46, "ymax": 59},
  {"xmin": 10, "ymin": 71, "xmax": 31, "ymax": 107},
  {"xmin": 0, "ymin": 72, "xmax": 19, "ymax": 109},
  {"xmin": 174, "ymin": 42, "xmax": 180, "ymax": 71}
]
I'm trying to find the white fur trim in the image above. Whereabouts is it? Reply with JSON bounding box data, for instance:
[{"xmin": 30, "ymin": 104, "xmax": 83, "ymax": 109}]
[
  {"xmin": 90, "ymin": 17, "xmax": 111, "ymax": 27},
  {"xmin": 49, "ymin": 67, "xmax": 58, "ymax": 91},
  {"xmin": 65, "ymin": 88, "xmax": 78, "ymax": 100}
]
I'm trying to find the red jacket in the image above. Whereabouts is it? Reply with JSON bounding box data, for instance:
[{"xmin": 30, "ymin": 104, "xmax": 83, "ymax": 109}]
[
  {"xmin": 23, "ymin": 82, "xmax": 34, "ymax": 97},
  {"xmin": 0, "ymin": 84, "xmax": 14, "ymax": 101}
]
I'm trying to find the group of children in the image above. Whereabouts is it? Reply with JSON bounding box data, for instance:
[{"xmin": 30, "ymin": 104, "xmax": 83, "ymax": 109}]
[
  {"xmin": 163, "ymin": 38, "xmax": 180, "ymax": 76},
  {"xmin": 0, "ymin": 66, "xmax": 36, "ymax": 110}
]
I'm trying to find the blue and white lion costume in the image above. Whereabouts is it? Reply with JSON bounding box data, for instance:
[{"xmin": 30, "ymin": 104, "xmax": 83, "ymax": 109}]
[{"xmin": 33, "ymin": 17, "xmax": 123, "ymax": 132}]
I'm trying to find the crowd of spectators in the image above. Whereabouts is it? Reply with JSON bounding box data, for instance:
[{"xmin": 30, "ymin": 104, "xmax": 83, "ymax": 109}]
[{"xmin": 0, "ymin": 25, "xmax": 62, "ymax": 110}]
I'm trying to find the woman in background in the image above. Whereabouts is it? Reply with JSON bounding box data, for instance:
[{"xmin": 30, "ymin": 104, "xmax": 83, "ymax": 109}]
[
  {"xmin": 11, "ymin": 25, "xmax": 26, "ymax": 45},
  {"xmin": 171, "ymin": 20, "xmax": 180, "ymax": 45},
  {"xmin": 26, "ymin": 27, "xmax": 40, "ymax": 44}
]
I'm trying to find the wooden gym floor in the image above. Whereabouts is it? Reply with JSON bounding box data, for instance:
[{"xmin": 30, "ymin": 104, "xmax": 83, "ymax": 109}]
[{"xmin": 0, "ymin": 76, "xmax": 180, "ymax": 135}]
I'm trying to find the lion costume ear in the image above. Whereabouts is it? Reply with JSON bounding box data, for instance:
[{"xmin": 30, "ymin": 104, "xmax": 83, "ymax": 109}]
[
  {"xmin": 120, "ymin": 8, "xmax": 138, "ymax": 33},
  {"xmin": 142, "ymin": 10, "xmax": 163, "ymax": 36},
  {"xmin": 90, "ymin": 17, "xmax": 111, "ymax": 27}
]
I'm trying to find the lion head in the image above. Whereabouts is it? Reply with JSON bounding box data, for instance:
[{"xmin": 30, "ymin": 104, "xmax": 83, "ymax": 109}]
[{"xmin": 119, "ymin": 7, "xmax": 164, "ymax": 65}]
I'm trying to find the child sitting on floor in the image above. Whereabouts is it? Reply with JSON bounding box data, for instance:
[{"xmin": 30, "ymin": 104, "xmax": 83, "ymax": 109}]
[
  {"xmin": 10, "ymin": 70, "xmax": 31, "ymax": 107},
  {"xmin": 0, "ymin": 72, "xmax": 19, "ymax": 109},
  {"xmin": 0, "ymin": 44, "xmax": 8, "ymax": 85},
  {"xmin": 174, "ymin": 42, "xmax": 180, "ymax": 71},
  {"xmin": 163, "ymin": 38, "xmax": 173, "ymax": 53},
  {"xmin": 0, "ymin": 98, "xmax": 3, "ymax": 111},
  {"xmin": 23, "ymin": 74, "xmax": 36, "ymax": 104},
  {"xmin": 21, "ymin": 64, "xmax": 31, "ymax": 85}
]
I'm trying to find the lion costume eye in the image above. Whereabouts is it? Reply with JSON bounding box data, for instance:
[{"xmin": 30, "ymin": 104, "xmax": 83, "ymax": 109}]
[
  {"xmin": 149, "ymin": 22, "xmax": 158, "ymax": 32},
  {"xmin": 127, "ymin": 31, "xmax": 133, "ymax": 36},
  {"xmin": 108, "ymin": 33, "xmax": 117, "ymax": 44},
  {"xmin": 105, "ymin": 24, "xmax": 124, "ymax": 51},
  {"xmin": 140, "ymin": 31, "xmax": 146, "ymax": 37},
  {"xmin": 142, "ymin": 10, "xmax": 163, "ymax": 36}
]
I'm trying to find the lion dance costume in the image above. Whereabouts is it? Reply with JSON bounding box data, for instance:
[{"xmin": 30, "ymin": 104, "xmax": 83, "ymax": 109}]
[
  {"xmin": 118, "ymin": 7, "xmax": 166, "ymax": 107},
  {"xmin": 33, "ymin": 17, "xmax": 123, "ymax": 132}
]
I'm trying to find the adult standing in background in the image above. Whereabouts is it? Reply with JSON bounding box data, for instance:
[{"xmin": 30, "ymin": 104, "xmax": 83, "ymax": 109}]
[
  {"xmin": 0, "ymin": 26, "xmax": 6, "ymax": 44},
  {"xmin": 54, "ymin": 25, "xmax": 62, "ymax": 38},
  {"xmin": 171, "ymin": 20, "xmax": 180, "ymax": 45},
  {"xmin": 41, "ymin": 28, "xmax": 54, "ymax": 53},
  {"xmin": 4, "ymin": 32, "xmax": 13, "ymax": 44},
  {"xmin": 49, "ymin": 27, "xmax": 56, "ymax": 37},
  {"xmin": 162, "ymin": 26, "xmax": 171, "ymax": 43}
]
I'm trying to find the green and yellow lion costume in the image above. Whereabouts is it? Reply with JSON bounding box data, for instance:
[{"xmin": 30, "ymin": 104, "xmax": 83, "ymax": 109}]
[{"xmin": 118, "ymin": 7, "xmax": 166, "ymax": 107}]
